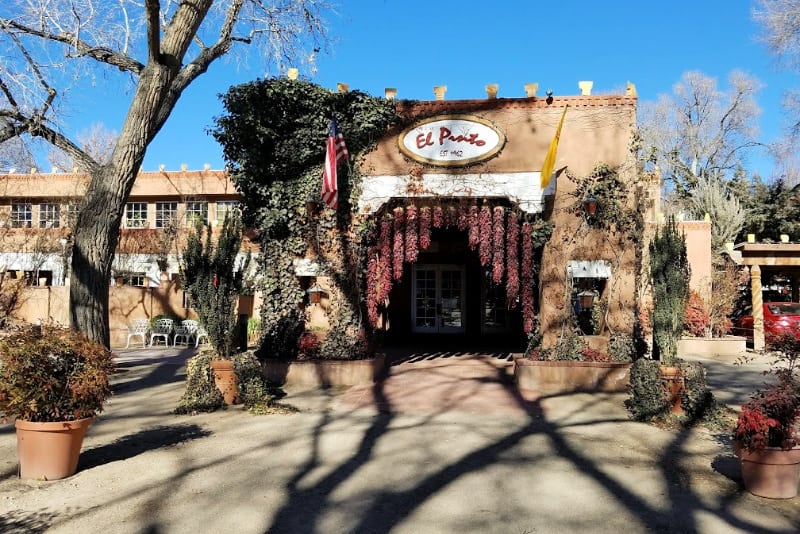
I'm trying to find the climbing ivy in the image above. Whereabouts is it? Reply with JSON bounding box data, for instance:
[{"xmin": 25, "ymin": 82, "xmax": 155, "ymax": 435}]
[{"xmin": 212, "ymin": 78, "xmax": 400, "ymax": 360}]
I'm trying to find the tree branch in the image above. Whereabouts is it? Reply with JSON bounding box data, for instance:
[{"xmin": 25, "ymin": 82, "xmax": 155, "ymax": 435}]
[
  {"xmin": 0, "ymin": 18, "xmax": 144, "ymax": 75},
  {"xmin": 144, "ymin": 0, "xmax": 161, "ymax": 64}
]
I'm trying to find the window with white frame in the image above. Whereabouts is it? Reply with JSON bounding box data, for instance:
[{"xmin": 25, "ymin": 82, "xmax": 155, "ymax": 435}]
[
  {"xmin": 215, "ymin": 200, "xmax": 239, "ymax": 224},
  {"xmin": 39, "ymin": 203, "xmax": 61, "ymax": 228},
  {"xmin": 65, "ymin": 203, "xmax": 80, "ymax": 227},
  {"xmin": 125, "ymin": 202, "xmax": 148, "ymax": 228},
  {"xmin": 10, "ymin": 202, "xmax": 32, "ymax": 228},
  {"xmin": 155, "ymin": 202, "xmax": 178, "ymax": 229},
  {"xmin": 185, "ymin": 201, "xmax": 208, "ymax": 226},
  {"xmin": 116, "ymin": 272, "xmax": 147, "ymax": 287}
]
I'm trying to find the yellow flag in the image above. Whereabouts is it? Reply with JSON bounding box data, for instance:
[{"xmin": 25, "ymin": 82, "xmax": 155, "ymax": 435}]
[{"xmin": 540, "ymin": 106, "xmax": 568, "ymax": 190}]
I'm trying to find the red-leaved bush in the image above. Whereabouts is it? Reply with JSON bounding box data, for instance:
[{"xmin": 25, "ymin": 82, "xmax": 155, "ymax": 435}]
[
  {"xmin": 297, "ymin": 332, "xmax": 321, "ymax": 360},
  {"xmin": 684, "ymin": 290, "xmax": 710, "ymax": 337},
  {"xmin": 733, "ymin": 335, "xmax": 800, "ymax": 451}
]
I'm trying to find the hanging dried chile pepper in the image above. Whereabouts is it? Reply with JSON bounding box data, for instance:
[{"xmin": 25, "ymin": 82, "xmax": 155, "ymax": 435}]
[
  {"xmin": 492, "ymin": 206, "xmax": 505, "ymax": 284},
  {"xmin": 405, "ymin": 204, "xmax": 419, "ymax": 263},
  {"xmin": 432, "ymin": 205, "xmax": 444, "ymax": 229},
  {"xmin": 446, "ymin": 205, "xmax": 458, "ymax": 229},
  {"xmin": 478, "ymin": 204, "xmax": 492, "ymax": 266},
  {"xmin": 419, "ymin": 206, "xmax": 432, "ymax": 250},
  {"xmin": 379, "ymin": 216, "xmax": 393, "ymax": 302},
  {"xmin": 393, "ymin": 207, "xmax": 404, "ymax": 280},
  {"xmin": 521, "ymin": 221, "xmax": 535, "ymax": 333},
  {"xmin": 505, "ymin": 211, "xmax": 520, "ymax": 308},
  {"xmin": 366, "ymin": 247, "xmax": 379, "ymax": 327},
  {"xmin": 467, "ymin": 204, "xmax": 479, "ymax": 249}
]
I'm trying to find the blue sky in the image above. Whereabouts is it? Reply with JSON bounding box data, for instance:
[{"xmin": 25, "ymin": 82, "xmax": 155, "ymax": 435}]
[{"xmin": 93, "ymin": 1, "xmax": 797, "ymax": 177}]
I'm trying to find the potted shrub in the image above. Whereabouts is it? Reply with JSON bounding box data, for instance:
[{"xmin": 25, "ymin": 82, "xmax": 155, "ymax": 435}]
[
  {"xmin": 732, "ymin": 334, "xmax": 800, "ymax": 499},
  {"xmin": 180, "ymin": 211, "xmax": 250, "ymax": 404},
  {"xmin": 649, "ymin": 216, "xmax": 690, "ymax": 414},
  {"xmin": 0, "ymin": 324, "xmax": 115, "ymax": 480}
]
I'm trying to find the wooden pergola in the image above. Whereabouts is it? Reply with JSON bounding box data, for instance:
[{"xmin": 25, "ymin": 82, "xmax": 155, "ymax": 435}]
[{"xmin": 736, "ymin": 242, "xmax": 800, "ymax": 350}]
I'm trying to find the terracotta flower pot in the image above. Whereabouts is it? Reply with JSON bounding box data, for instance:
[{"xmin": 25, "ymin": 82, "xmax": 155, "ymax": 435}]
[
  {"xmin": 734, "ymin": 442, "xmax": 800, "ymax": 499},
  {"xmin": 15, "ymin": 417, "xmax": 94, "ymax": 480},
  {"xmin": 659, "ymin": 365, "xmax": 685, "ymax": 415},
  {"xmin": 210, "ymin": 359, "xmax": 240, "ymax": 405}
]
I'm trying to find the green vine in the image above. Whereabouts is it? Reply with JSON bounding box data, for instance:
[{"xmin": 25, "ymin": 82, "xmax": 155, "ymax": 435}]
[{"xmin": 212, "ymin": 78, "xmax": 400, "ymax": 360}]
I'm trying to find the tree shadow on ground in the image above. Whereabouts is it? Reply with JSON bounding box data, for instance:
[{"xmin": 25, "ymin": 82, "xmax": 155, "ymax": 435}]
[
  {"xmin": 78, "ymin": 423, "xmax": 210, "ymax": 471},
  {"xmin": 263, "ymin": 352, "xmax": 799, "ymax": 534},
  {"xmin": 0, "ymin": 508, "xmax": 56, "ymax": 534}
]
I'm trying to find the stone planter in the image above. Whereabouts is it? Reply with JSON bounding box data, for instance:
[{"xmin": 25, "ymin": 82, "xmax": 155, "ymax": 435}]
[
  {"xmin": 677, "ymin": 336, "xmax": 746, "ymax": 356},
  {"xmin": 263, "ymin": 354, "xmax": 387, "ymax": 387},
  {"xmin": 513, "ymin": 357, "xmax": 632, "ymax": 395}
]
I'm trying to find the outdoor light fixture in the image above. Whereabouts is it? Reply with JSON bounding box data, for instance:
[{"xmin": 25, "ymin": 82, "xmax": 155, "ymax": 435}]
[
  {"xmin": 306, "ymin": 199, "xmax": 320, "ymax": 219},
  {"xmin": 307, "ymin": 283, "xmax": 325, "ymax": 304},
  {"xmin": 577, "ymin": 290, "xmax": 597, "ymax": 310},
  {"xmin": 583, "ymin": 195, "xmax": 598, "ymax": 217}
]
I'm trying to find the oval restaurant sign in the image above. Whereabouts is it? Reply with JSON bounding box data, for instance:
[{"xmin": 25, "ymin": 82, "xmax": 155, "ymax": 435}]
[{"xmin": 398, "ymin": 114, "xmax": 506, "ymax": 167}]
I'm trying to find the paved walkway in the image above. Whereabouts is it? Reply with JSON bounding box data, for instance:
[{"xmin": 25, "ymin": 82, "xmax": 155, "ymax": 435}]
[{"xmin": 0, "ymin": 346, "xmax": 798, "ymax": 534}]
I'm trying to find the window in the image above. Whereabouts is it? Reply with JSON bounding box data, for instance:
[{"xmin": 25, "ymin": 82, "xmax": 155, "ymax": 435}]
[
  {"xmin": 125, "ymin": 202, "xmax": 148, "ymax": 228},
  {"xmin": 155, "ymin": 202, "xmax": 178, "ymax": 229},
  {"xmin": 186, "ymin": 201, "xmax": 208, "ymax": 226},
  {"xmin": 65, "ymin": 203, "xmax": 80, "ymax": 227},
  {"xmin": 115, "ymin": 272, "xmax": 147, "ymax": 287},
  {"xmin": 215, "ymin": 201, "xmax": 239, "ymax": 224},
  {"xmin": 10, "ymin": 202, "xmax": 32, "ymax": 228},
  {"xmin": 39, "ymin": 203, "xmax": 61, "ymax": 228}
]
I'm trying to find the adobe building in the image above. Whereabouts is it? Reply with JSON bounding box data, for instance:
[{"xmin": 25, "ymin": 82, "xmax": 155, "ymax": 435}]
[{"xmin": 305, "ymin": 81, "xmax": 654, "ymax": 351}]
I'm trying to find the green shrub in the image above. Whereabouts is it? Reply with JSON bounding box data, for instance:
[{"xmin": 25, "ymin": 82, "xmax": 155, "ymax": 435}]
[
  {"xmin": 174, "ymin": 350, "xmax": 279, "ymax": 414},
  {"xmin": 626, "ymin": 358, "xmax": 669, "ymax": 421},
  {"xmin": 609, "ymin": 333, "xmax": 637, "ymax": 362},
  {"xmin": 626, "ymin": 357, "xmax": 721, "ymax": 424},
  {"xmin": 0, "ymin": 324, "xmax": 115, "ymax": 422}
]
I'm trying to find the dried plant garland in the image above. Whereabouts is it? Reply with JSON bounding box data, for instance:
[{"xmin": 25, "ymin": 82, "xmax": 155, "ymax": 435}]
[
  {"xmin": 366, "ymin": 247, "xmax": 379, "ymax": 327},
  {"xmin": 478, "ymin": 204, "xmax": 492, "ymax": 266},
  {"xmin": 419, "ymin": 206, "xmax": 432, "ymax": 250},
  {"xmin": 492, "ymin": 206, "xmax": 505, "ymax": 284},
  {"xmin": 378, "ymin": 217, "xmax": 393, "ymax": 302},
  {"xmin": 432, "ymin": 205, "xmax": 444, "ymax": 229},
  {"xmin": 506, "ymin": 211, "xmax": 519, "ymax": 307},
  {"xmin": 392, "ymin": 207, "xmax": 404, "ymax": 280},
  {"xmin": 404, "ymin": 204, "xmax": 419, "ymax": 263},
  {"xmin": 521, "ymin": 221, "xmax": 535, "ymax": 333}
]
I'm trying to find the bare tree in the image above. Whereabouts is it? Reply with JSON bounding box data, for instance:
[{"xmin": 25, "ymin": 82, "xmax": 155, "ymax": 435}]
[
  {"xmin": 0, "ymin": 137, "xmax": 35, "ymax": 172},
  {"xmin": 48, "ymin": 123, "xmax": 119, "ymax": 172},
  {"xmin": 0, "ymin": 1, "xmax": 331, "ymax": 346},
  {"xmin": 689, "ymin": 174, "xmax": 746, "ymax": 252},
  {"xmin": 638, "ymin": 70, "xmax": 763, "ymax": 199}
]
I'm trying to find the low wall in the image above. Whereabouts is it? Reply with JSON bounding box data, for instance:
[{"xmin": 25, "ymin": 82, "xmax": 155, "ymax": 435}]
[
  {"xmin": 263, "ymin": 354, "xmax": 387, "ymax": 387},
  {"xmin": 678, "ymin": 336, "xmax": 746, "ymax": 357},
  {"xmin": 514, "ymin": 357, "xmax": 631, "ymax": 395}
]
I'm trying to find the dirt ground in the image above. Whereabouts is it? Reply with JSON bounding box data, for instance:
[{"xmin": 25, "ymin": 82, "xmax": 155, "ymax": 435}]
[{"xmin": 0, "ymin": 347, "xmax": 799, "ymax": 533}]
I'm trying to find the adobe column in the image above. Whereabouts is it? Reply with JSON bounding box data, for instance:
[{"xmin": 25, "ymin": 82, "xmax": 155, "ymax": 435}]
[{"xmin": 750, "ymin": 264, "xmax": 764, "ymax": 351}]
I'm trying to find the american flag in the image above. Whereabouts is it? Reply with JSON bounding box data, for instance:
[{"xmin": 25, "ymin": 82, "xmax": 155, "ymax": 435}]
[{"xmin": 321, "ymin": 117, "xmax": 349, "ymax": 209}]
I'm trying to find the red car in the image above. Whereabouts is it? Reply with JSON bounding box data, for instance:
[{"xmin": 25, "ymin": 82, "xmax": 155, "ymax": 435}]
[{"xmin": 732, "ymin": 302, "xmax": 800, "ymax": 344}]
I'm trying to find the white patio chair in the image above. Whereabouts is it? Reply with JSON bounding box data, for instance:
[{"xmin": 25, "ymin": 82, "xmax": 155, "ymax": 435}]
[
  {"xmin": 125, "ymin": 319, "xmax": 150, "ymax": 348},
  {"xmin": 149, "ymin": 318, "xmax": 174, "ymax": 347},
  {"xmin": 195, "ymin": 325, "xmax": 210, "ymax": 347},
  {"xmin": 173, "ymin": 319, "xmax": 199, "ymax": 346}
]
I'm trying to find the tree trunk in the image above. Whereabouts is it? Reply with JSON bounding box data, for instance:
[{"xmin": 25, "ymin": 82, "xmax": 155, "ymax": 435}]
[{"xmin": 69, "ymin": 64, "xmax": 174, "ymax": 347}]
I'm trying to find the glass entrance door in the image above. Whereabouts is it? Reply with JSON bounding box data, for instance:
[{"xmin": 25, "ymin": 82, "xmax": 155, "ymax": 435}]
[{"xmin": 412, "ymin": 264, "xmax": 465, "ymax": 334}]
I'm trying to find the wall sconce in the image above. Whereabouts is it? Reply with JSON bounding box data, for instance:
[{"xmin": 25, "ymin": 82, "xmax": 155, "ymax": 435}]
[
  {"xmin": 577, "ymin": 290, "xmax": 597, "ymax": 310},
  {"xmin": 307, "ymin": 283, "xmax": 326, "ymax": 304},
  {"xmin": 583, "ymin": 195, "xmax": 598, "ymax": 217},
  {"xmin": 306, "ymin": 199, "xmax": 320, "ymax": 219}
]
